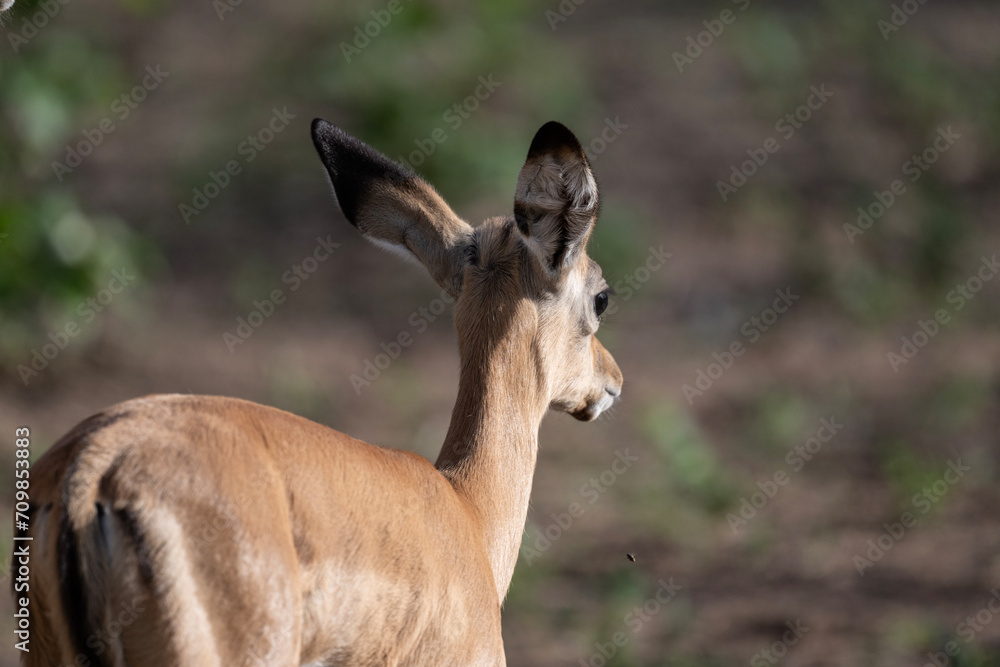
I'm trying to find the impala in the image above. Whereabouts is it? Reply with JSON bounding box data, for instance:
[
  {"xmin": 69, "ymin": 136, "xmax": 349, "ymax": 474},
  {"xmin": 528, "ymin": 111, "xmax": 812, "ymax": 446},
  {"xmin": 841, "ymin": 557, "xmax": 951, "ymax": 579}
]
[{"xmin": 18, "ymin": 119, "xmax": 623, "ymax": 666}]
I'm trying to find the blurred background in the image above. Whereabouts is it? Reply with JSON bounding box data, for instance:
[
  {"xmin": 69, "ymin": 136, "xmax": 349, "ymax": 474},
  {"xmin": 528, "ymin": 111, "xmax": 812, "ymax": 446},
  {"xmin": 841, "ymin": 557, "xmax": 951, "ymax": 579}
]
[{"xmin": 2, "ymin": 0, "xmax": 999, "ymax": 665}]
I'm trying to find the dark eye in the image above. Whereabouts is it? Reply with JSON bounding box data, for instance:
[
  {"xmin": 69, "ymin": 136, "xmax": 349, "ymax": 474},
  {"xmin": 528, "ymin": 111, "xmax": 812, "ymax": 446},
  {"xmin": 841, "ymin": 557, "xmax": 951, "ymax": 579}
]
[{"xmin": 594, "ymin": 291, "xmax": 609, "ymax": 318}]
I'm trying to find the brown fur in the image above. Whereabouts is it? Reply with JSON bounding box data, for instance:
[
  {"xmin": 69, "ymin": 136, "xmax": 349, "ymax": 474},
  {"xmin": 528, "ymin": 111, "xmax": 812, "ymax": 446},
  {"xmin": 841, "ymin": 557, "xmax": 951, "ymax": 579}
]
[{"xmin": 20, "ymin": 121, "xmax": 622, "ymax": 666}]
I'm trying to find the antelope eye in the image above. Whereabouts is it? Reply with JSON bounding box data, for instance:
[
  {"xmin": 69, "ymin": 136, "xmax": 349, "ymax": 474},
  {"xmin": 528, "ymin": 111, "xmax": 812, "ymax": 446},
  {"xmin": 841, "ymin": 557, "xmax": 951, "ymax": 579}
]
[{"xmin": 594, "ymin": 291, "xmax": 609, "ymax": 318}]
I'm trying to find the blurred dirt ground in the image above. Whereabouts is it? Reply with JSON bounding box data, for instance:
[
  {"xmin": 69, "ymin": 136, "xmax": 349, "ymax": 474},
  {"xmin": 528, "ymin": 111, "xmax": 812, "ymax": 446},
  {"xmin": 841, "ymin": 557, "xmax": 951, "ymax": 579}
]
[{"xmin": 2, "ymin": 0, "xmax": 1000, "ymax": 665}]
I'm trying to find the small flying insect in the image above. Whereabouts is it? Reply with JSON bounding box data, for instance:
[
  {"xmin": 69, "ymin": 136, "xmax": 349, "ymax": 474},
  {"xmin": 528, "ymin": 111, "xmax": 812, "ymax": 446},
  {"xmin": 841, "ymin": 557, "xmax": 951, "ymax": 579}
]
[{"xmin": 625, "ymin": 553, "xmax": 636, "ymax": 562}]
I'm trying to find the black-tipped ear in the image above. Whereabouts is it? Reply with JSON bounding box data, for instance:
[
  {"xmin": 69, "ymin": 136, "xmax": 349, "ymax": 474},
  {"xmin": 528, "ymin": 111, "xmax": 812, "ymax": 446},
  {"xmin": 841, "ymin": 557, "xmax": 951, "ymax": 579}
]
[
  {"xmin": 514, "ymin": 121, "xmax": 598, "ymax": 272},
  {"xmin": 311, "ymin": 118, "xmax": 415, "ymax": 227},
  {"xmin": 310, "ymin": 118, "xmax": 473, "ymax": 297},
  {"xmin": 525, "ymin": 121, "xmax": 587, "ymax": 162}
]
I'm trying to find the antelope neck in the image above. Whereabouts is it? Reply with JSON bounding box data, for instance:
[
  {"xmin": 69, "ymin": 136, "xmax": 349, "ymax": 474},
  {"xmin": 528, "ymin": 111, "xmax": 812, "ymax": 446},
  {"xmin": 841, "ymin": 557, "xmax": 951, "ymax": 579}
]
[{"xmin": 435, "ymin": 310, "xmax": 546, "ymax": 601}]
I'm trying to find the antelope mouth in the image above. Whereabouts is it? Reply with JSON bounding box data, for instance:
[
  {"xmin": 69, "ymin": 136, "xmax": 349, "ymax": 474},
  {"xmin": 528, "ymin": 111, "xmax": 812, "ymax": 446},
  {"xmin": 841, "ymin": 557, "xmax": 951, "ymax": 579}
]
[{"xmin": 570, "ymin": 392, "xmax": 617, "ymax": 422}]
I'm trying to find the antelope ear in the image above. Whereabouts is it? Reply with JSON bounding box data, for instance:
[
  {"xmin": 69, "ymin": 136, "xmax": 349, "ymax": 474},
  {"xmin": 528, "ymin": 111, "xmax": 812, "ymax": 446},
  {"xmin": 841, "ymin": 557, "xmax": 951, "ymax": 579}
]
[
  {"xmin": 311, "ymin": 119, "xmax": 473, "ymax": 297},
  {"xmin": 513, "ymin": 121, "xmax": 599, "ymax": 273}
]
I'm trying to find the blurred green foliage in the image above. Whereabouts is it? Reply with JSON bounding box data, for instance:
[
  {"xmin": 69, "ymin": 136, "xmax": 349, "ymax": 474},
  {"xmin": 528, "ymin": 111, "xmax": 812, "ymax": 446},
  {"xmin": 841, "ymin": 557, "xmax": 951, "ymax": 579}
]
[
  {"xmin": 0, "ymin": 1, "xmax": 148, "ymax": 361},
  {"xmin": 642, "ymin": 401, "xmax": 737, "ymax": 516},
  {"xmin": 877, "ymin": 441, "xmax": 944, "ymax": 508},
  {"xmin": 749, "ymin": 389, "xmax": 810, "ymax": 455},
  {"xmin": 730, "ymin": 0, "xmax": 997, "ymax": 325}
]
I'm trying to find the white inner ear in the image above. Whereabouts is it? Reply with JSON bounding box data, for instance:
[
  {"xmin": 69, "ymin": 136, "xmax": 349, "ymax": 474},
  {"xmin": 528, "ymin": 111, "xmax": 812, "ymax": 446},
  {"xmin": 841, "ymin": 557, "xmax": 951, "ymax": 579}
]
[
  {"xmin": 322, "ymin": 169, "xmax": 340, "ymax": 208},
  {"xmin": 571, "ymin": 165, "xmax": 598, "ymax": 211},
  {"xmin": 366, "ymin": 236, "xmax": 422, "ymax": 267},
  {"xmin": 521, "ymin": 160, "xmax": 598, "ymax": 272}
]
